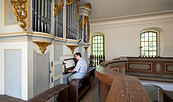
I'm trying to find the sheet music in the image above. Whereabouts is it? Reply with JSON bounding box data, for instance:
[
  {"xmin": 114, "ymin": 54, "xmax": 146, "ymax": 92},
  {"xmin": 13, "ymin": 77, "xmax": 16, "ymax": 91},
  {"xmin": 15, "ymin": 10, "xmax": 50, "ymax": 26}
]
[{"xmin": 64, "ymin": 60, "xmax": 75, "ymax": 68}]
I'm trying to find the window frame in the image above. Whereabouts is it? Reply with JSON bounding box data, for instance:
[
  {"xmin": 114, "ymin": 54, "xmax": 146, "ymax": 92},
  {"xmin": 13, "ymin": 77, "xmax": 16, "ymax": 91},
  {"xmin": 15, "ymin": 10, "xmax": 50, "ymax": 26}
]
[
  {"xmin": 139, "ymin": 30, "xmax": 160, "ymax": 57},
  {"xmin": 91, "ymin": 34, "xmax": 105, "ymax": 56}
]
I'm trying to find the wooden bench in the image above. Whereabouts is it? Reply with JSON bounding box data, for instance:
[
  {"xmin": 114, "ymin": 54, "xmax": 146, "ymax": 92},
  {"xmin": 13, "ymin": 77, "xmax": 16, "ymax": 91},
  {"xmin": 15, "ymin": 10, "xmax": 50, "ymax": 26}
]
[
  {"xmin": 28, "ymin": 84, "xmax": 69, "ymax": 102},
  {"xmin": 78, "ymin": 74, "xmax": 91, "ymax": 98},
  {"xmin": 0, "ymin": 84, "xmax": 69, "ymax": 102},
  {"xmin": 69, "ymin": 74, "xmax": 91, "ymax": 102}
]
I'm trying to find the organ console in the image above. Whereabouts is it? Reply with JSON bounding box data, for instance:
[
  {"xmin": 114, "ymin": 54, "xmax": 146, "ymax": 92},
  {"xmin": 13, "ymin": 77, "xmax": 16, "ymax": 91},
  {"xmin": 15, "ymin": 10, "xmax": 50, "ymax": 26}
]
[{"xmin": 63, "ymin": 58, "xmax": 77, "ymax": 75}]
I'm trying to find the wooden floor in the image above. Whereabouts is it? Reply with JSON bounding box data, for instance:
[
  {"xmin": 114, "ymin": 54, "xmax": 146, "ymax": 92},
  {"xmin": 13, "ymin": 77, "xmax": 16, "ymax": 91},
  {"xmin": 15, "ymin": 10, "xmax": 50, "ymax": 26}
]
[{"xmin": 80, "ymin": 77, "xmax": 100, "ymax": 102}]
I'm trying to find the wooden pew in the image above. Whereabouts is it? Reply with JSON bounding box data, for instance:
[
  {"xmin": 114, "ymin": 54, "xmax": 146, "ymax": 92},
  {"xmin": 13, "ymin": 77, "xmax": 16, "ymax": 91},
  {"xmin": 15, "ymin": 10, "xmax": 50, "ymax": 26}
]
[
  {"xmin": 0, "ymin": 84, "xmax": 69, "ymax": 102},
  {"xmin": 69, "ymin": 73, "xmax": 92, "ymax": 102},
  {"xmin": 28, "ymin": 84, "xmax": 69, "ymax": 102}
]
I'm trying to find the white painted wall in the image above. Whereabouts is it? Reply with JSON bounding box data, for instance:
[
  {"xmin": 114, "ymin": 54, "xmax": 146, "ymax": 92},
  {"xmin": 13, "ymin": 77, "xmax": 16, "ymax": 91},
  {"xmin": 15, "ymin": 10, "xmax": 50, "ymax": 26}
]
[
  {"xmin": 0, "ymin": 0, "xmax": 23, "ymax": 34},
  {"xmin": 0, "ymin": 41, "xmax": 28, "ymax": 100},
  {"xmin": 90, "ymin": 12, "xmax": 173, "ymax": 60}
]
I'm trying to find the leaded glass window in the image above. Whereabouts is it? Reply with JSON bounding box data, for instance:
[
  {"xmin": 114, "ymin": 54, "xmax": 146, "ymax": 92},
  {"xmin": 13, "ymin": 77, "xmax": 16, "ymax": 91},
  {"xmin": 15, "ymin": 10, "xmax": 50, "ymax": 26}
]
[
  {"xmin": 140, "ymin": 31, "xmax": 158, "ymax": 57},
  {"xmin": 92, "ymin": 35, "xmax": 104, "ymax": 56}
]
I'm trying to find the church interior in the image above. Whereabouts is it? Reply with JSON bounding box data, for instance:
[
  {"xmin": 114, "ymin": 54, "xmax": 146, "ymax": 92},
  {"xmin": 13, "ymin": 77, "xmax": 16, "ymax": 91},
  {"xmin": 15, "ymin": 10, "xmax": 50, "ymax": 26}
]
[{"xmin": 0, "ymin": 0, "xmax": 173, "ymax": 102}]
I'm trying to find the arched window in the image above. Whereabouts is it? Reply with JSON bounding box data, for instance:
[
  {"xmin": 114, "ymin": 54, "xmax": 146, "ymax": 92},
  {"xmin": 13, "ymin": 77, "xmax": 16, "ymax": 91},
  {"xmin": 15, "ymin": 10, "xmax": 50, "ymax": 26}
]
[
  {"xmin": 140, "ymin": 31, "xmax": 159, "ymax": 57},
  {"xmin": 92, "ymin": 34, "xmax": 104, "ymax": 56},
  {"xmin": 90, "ymin": 33, "xmax": 105, "ymax": 66}
]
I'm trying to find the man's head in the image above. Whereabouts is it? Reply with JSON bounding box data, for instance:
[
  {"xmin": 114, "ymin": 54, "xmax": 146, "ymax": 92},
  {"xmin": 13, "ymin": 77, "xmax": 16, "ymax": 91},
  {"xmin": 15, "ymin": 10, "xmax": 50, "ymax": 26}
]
[{"xmin": 74, "ymin": 52, "xmax": 82, "ymax": 60}]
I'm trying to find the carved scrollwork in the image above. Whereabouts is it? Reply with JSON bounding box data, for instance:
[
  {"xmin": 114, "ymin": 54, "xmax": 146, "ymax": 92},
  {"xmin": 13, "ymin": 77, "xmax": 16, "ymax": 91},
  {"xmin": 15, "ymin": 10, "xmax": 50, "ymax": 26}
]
[
  {"xmin": 84, "ymin": 16, "xmax": 88, "ymax": 25},
  {"xmin": 80, "ymin": 3, "xmax": 91, "ymax": 11},
  {"xmin": 77, "ymin": 0, "xmax": 83, "ymax": 30},
  {"xmin": 66, "ymin": 0, "xmax": 75, "ymax": 5},
  {"xmin": 32, "ymin": 41, "xmax": 52, "ymax": 54},
  {"xmin": 54, "ymin": 0, "xmax": 64, "ymax": 16},
  {"xmin": 66, "ymin": 45, "xmax": 78, "ymax": 54},
  {"xmin": 84, "ymin": 46, "xmax": 88, "ymax": 52},
  {"xmin": 79, "ymin": 15, "xmax": 84, "ymax": 30},
  {"xmin": 10, "ymin": 0, "xmax": 27, "ymax": 31}
]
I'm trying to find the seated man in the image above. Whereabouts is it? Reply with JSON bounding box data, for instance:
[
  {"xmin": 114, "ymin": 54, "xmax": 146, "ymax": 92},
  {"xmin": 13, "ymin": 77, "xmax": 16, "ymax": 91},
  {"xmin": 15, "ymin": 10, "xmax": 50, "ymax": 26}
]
[
  {"xmin": 67, "ymin": 52, "xmax": 88, "ymax": 102},
  {"xmin": 68, "ymin": 52, "xmax": 88, "ymax": 82}
]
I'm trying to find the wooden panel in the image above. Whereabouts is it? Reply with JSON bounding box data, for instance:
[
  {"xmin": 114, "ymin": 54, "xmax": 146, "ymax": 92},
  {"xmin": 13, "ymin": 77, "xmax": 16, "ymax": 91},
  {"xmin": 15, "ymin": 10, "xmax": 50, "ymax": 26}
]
[
  {"xmin": 108, "ymin": 64, "xmax": 125, "ymax": 73},
  {"xmin": 5, "ymin": 50, "xmax": 22, "ymax": 99},
  {"xmin": 34, "ymin": 51, "xmax": 50, "ymax": 96},
  {"xmin": 165, "ymin": 63, "xmax": 173, "ymax": 74},
  {"xmin": 127, "ymin": 61, "xmax": 153, "ymax": 73},
  {"xmin": 154, "ymin": 62, "xmax": 164, "ymax": 74}
]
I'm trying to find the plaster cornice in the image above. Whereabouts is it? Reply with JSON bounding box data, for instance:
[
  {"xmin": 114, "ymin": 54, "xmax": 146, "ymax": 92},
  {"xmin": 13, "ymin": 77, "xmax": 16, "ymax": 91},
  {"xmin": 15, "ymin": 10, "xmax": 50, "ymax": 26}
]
[{"xmin": 90, "ymin": 10, "xmax": 173, "ymax": 28}]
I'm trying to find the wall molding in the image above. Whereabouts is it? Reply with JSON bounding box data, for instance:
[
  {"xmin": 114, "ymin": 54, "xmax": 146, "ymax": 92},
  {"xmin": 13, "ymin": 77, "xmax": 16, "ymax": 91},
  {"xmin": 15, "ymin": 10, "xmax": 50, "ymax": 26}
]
[
  {"xmin": 0, "ymin": 32, "xmax": 90, "ymax": 46},
  {"xmin": 90, "ymin": 10, "xmax": 173, "ymax": 28}
]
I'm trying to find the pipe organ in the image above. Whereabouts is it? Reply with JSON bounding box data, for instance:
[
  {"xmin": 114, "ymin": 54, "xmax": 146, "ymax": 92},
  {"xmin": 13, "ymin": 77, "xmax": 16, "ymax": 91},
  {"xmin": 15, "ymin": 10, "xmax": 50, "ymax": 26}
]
[
  {"xmin": 32, "ymin": 0, "xmax": 51, "ymax": 33},
  {"xmin": 0, "ymin": 0, "xmax": 91, "ymax": 100},
  {"xmin": 79, "ymin": 16, "xmax": 82, "ymax": 40},
  {"xmin": 54, "ymin": 1, "xmax": 63, "ymax": 38},
  {"xmin": 31, "ymin": 0, "xmax": 91, "ymax": 42},
  {"xmin": 66, "ymin": 0, "xmax": 78, "ymax": 40}
]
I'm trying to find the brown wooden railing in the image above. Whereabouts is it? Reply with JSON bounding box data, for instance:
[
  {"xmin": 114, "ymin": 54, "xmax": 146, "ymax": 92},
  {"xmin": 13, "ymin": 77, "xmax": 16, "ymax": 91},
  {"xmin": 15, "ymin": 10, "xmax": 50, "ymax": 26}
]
[
  {"xmin": 97, "ymin": 57, "xmax": 173, "ymax": 102},
  {"xmin": 96, "ymin": 59, "xmax": 151, "ymax": 102},
  {"xmin": 125, "ymin": 57, "xmax": 173, "ymax": 83}
]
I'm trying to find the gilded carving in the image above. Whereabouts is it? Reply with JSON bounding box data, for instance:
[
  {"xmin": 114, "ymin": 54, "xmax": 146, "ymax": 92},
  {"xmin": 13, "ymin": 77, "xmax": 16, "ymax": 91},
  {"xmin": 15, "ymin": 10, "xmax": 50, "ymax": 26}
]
[
  {"xmin": 83, "ymin": 15, "xmax": 91, "ymax": 41},
  {"xmin": 84, "ymin": 46, "xmax": 88, "ymax": 52},
  {"xmin": 156, "ymin": 63, "xmax": 161, "ymax": 72},
  {"xmin": 33, "ymin": 41, "xmax": 52, "ymax": 54},
  {"xmin": 66, "ymin": 0, "xmax": 75, "ymax": 5},
  {"xmin": 54, "ymin": 0, "xmax": 64, "ymax": 16},
  {"xmin": 10, "ymin": 0, "xmax": 27, "ymax": 31},
  {"xmin": 80, "ymin": 3, "xmax": 91, "ymax": 11},
  {"xmin": 66, "ymin": 45, "xmax": 78, "ymax": 54},
  {"xmin": 77, "ymin": 0, "xmax": 84, "ymax": 30},
  {"xmin": 79, "ymin": 15, "xmax": 84, "ymax": 30},
  {"xmin": 84, "ymin": 16, "xmax": 88, "ymax": 25}
]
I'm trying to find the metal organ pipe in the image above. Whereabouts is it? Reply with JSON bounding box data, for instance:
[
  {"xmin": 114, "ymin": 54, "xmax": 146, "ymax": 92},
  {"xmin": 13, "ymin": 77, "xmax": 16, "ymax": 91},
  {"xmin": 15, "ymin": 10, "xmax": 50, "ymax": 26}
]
[
  {"xmin": 41, "ymin": 0, "xmax": 45, "ymax": 32},
  {"xmin": 32, "ymin": 0, "xmax": 87, "ymax": 40},
  {"xmin": 54, "ymin": 0, "xmax": 63, "ymax": 38},
  {"xmin": 35, "ymin": 0, "xmax": 38, "ymax": 31},
  {"xmin": 45, "ymin": 0, "xmax": 48, "ymax": 33},
  {"xmin": 32, "ymin": 0, "xmax": 35, "ymax": 31},
  {"xmin": 32, "ymin": 0, "xmax": 51, "ymax": 33}
]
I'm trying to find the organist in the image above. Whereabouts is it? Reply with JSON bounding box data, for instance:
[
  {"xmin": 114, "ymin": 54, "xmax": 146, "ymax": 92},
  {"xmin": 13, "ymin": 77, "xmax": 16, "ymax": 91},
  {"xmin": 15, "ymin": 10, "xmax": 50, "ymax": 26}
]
[
  {"xmin": 67, "ymin": 52, "xmax": 88, "ymax": 82},
  {"xmin": 67, "ymin": 52, "xmax": 88, "ymax": 102}
]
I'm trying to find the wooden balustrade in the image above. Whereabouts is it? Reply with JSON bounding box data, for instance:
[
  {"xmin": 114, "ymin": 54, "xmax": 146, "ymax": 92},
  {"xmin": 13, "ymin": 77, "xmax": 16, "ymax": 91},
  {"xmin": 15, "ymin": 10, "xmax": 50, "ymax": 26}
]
[
  {"xmin": 89, "ymin": 55, "xmax": 105, "ymax": 67},
  {"xmin": 96, "ymin": 57, "xmax": 173, "ymax": 102},
  {"xmin": 96, "ymin": 59, "xmax": 151, "ymax": 102},
  {"xmin": 126, "ymin": 57, "xmax": 173, "ymax": 83}
]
